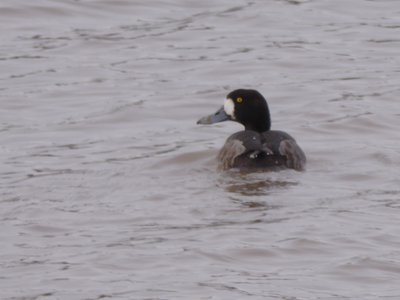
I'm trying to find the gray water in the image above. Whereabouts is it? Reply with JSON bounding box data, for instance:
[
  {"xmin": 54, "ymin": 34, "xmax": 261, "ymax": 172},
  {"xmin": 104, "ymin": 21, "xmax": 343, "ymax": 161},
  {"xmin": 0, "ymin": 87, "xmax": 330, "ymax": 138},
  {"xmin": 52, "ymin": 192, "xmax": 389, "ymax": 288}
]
[{"xmin": 1, "ymin": 0, "xmax": 400, "ymax": 299}]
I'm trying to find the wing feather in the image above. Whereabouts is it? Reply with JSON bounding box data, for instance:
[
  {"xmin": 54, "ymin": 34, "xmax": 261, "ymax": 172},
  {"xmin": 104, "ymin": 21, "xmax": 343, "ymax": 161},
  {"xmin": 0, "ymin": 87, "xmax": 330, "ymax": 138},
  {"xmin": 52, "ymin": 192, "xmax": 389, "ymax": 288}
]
[
  {"xmin": 279, "ymin": 139, "xmax": 306, "ymax": 171},
  {"xmin": 217, "ymin": 140, "xmax": 246, "ymax": 170}
]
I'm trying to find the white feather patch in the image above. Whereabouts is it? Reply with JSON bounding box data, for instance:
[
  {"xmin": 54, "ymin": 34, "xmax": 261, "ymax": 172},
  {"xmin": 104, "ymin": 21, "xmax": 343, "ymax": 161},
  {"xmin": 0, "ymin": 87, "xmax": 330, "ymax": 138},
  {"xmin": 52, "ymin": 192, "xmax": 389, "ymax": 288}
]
[{"xmin": 224, "ymin": 98, "xmax": 235, "ymax": 119}]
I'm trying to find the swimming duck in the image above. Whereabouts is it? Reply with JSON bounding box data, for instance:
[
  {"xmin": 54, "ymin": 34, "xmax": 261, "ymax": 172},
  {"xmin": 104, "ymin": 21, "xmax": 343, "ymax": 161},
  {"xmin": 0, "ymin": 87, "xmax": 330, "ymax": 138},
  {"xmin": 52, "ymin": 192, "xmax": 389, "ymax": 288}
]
[{"xmin": 197, "ymin": 89, "xmax": 306, "ymax": 171}]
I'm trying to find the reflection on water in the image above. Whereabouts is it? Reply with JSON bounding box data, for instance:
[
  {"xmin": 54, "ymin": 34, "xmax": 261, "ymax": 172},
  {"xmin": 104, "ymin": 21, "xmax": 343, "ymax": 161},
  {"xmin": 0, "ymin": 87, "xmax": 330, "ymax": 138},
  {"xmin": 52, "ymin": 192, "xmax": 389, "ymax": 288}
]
[{"xmin": 218, "ymin": 171, "xmax": 298, "ymax": 197}]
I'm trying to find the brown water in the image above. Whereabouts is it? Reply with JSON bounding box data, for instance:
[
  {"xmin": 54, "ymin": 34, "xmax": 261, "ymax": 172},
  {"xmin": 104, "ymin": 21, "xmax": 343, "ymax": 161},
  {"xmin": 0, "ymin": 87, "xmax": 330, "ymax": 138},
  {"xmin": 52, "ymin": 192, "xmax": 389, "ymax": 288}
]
[{"xmin": 1, "ymin": 0, "xmax": 400, "ymax": 299}]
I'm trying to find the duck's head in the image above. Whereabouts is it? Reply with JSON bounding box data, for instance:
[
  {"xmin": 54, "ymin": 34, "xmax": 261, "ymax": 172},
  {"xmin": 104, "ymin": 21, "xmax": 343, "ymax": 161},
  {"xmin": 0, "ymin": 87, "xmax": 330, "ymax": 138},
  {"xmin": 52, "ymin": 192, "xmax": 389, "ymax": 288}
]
[{"xmin": 197, "ymin": 89, "xmax": 271, "ymax": 132}]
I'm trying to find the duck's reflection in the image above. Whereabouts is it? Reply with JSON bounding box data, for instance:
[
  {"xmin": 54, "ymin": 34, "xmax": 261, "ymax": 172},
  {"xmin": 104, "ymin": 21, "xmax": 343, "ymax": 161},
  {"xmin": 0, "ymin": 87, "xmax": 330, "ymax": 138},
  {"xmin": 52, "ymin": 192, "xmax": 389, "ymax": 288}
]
[{"xmin": 218, "ymin": 170, "xmax": 298, "ymax": 197}]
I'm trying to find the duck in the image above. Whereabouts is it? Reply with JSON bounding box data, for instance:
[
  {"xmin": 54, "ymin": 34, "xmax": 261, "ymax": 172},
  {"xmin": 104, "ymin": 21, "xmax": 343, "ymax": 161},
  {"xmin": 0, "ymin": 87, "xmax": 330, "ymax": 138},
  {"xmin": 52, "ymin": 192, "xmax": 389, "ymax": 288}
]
[{"xmin": 197, "ymin": 89, "xmax": 306, "ymax": 171}]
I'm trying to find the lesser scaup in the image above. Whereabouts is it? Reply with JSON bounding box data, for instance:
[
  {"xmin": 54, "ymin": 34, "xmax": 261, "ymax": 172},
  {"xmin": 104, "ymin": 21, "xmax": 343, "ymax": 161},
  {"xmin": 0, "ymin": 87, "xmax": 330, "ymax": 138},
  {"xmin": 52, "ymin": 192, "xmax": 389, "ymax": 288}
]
[{"xmin": 197, "ymin": 89, "xmax": 306, "ymax": 171}]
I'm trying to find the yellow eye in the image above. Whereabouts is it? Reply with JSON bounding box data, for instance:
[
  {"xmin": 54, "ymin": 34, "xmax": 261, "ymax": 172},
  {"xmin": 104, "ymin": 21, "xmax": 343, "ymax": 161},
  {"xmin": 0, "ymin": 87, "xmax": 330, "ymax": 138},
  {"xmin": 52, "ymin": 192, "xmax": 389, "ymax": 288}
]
[{"xmin": 236, "ymin": 97, "xmax": 243, "ymax": 103}]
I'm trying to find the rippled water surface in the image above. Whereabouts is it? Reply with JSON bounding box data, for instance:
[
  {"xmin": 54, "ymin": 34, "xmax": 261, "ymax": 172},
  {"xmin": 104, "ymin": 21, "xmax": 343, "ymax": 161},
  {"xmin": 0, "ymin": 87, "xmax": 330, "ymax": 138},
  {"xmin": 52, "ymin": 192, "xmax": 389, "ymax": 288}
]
[{"xmin": 1, "ymin": 0, "xmax": 400, "ymax": 299}]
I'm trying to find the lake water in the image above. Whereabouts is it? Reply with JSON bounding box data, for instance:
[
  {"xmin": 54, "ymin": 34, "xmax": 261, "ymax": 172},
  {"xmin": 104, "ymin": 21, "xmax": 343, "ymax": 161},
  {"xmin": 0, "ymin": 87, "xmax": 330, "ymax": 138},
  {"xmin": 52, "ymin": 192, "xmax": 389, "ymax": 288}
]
[{"xmin": 1, "ymin": 0, "xmax": 400, "ymax": 299}]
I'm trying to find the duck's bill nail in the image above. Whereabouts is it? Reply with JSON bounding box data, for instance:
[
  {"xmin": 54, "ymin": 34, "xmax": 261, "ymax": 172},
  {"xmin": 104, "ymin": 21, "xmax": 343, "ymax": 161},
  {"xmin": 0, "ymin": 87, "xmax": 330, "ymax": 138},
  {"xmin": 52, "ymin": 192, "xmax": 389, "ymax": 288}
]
[{"xmin": 197, "ymin": 106, "xmax": 230, "ymax": 124}]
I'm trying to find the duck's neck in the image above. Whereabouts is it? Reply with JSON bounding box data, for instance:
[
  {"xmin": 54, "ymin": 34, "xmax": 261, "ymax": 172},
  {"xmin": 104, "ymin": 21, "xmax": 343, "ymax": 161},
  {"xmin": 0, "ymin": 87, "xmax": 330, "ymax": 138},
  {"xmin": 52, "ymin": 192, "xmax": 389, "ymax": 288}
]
[
  {"xmin": 245, "ymin": 123, "xmax": 270, "ymax": 132},
  {"xmin": 244, "ymin": 115, "xmax": 271, "ymax": 132}
]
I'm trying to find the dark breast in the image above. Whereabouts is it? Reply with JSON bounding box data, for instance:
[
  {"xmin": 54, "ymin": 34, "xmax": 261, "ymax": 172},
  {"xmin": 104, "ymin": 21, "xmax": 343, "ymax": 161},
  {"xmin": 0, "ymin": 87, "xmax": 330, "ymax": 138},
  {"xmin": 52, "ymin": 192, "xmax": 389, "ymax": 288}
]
[
  {"xmin": 232, "ymin": 152, "xmax": 287, "ymax": 170},
  {"xmin": 218, "ymin": 130, "xmax": 304, "ymax": 171}
]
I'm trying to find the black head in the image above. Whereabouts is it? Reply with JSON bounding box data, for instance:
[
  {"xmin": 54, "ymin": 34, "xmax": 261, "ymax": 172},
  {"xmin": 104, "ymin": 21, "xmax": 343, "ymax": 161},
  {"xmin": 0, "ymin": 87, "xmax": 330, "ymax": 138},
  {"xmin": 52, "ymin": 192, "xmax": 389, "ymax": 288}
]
[
  {"xmin": 225, "ymin": 89, "xmax": 271, "ymax": 132},
  {"xmin": 197, "ymin": 89, "xmax": 271, "ymax": 132}
]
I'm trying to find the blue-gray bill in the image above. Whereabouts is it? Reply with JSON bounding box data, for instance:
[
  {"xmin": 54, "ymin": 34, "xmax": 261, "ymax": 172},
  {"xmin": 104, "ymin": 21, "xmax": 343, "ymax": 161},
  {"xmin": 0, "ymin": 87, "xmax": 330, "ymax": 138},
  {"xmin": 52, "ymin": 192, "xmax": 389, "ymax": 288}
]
[{"xmin": 197, "ymin": 106, "xmax": 231, "ymax": 124}]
